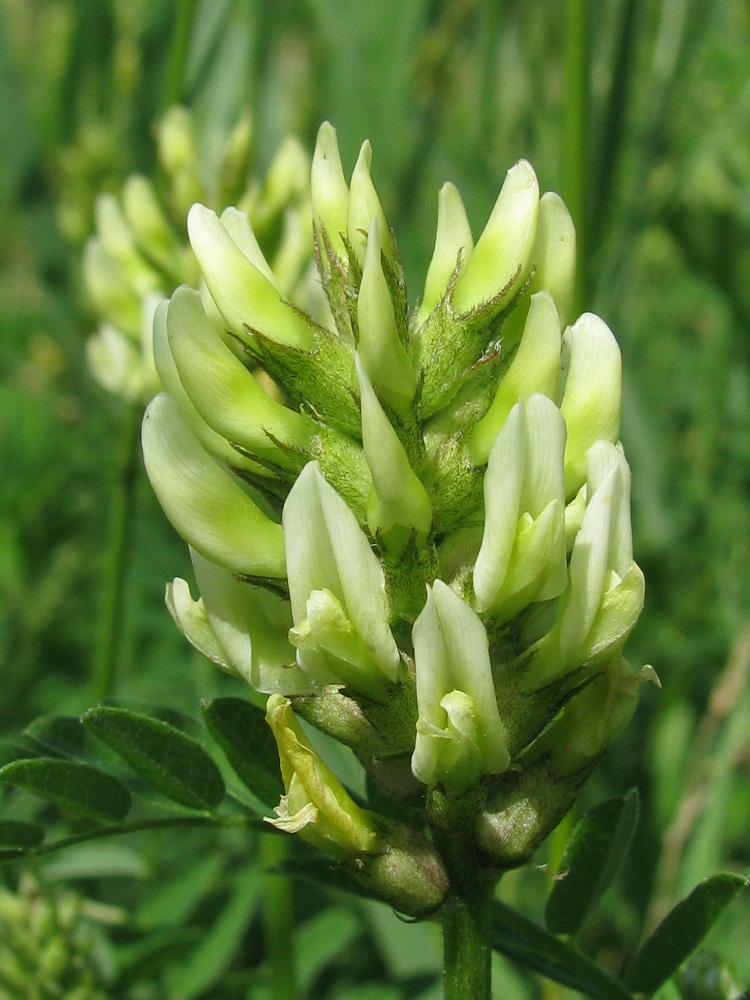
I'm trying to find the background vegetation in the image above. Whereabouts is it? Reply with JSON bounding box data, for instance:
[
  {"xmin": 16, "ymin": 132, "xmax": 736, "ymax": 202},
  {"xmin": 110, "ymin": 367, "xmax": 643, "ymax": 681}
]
[{"xmin": 1, "ymin": 0, "xmax": 748, "ymax": 996}]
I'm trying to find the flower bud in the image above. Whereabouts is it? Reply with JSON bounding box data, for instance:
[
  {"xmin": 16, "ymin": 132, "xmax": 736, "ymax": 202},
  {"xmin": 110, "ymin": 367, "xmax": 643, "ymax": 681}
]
[
  {"xmin": 156, "ymin": 105, "xmax": 199, "ymax": 178},
  {"xmin": 187, "ymin": 203, "xmax": 314, "ymax": 350},
  {"xmin": 217, "ymin": 111, "xmax": 254, "ymax": 203},
  {"xmin": 473, "ymin": 394, "xmax": 567, "ymax": 622},
  {"xmin": 82, "ymin": 238, "xmax": 142, "ymax": 337},
  {"xmin": 347, "ymin": 141, "xmax": 391, "ymax": 266},
  {"xmin": 86, "ymin": 323, "xmax": 144, "ymax": 404},
  {"xmin": 357, "ymin": 216, "xmax": 416, "ymax": 408},
  {"xmin": 270, "ymin": 207, "xmax": 314, "ymax": 299},
  {"xmin": 311, "ymin": 121, "xmax": 350, "ymax": 261},
  {"xmin": 122, "ymin": 174, "xmax": 180, "ymax": 278},
  {"xmin": 451, "ymin": 160, "xmax": 539, "ymax": 315},
  {"xmin": 265, "ymin": 695, "xmax": 381, "ymax": 857},
  {"xmin": 356, "ymin": 357, "xmax": 432, "ymax": 541},
  {"xmin": 155, "ymin": 105, "xmax": 204, "ymax": 217},
  {"xmin": 283, "ymin": 462, "xmax": 400, "ymax": 698},
  {"xmin": 94, "ymin": 194, "xmax": 161, "ymax": 296},
  {"xmin": 152, "ymin": 299, "xmax": 265, "ymax": 476},
  {"xmin": 262, "ymin": 136, "xmax": 310, "ymax": 214},
  {"xmin": 559, "ymin": 313, "xmax": 622, "ymax": 498},
  {"xmin": 412, "ymin": 581, "xmax": 509, "ymax": 797},
  {"xmin": 468, "ymin": 291, "xmax": 563, "ymax": 466},
  {"xmin": 142, "ymin": 393, "xmax": 286, "ymax": 578},
  {"xmin": 533, "ymin": 192, "xmax": 577, "ymax": 327},
  {"xmin": 167, "ymin": 549, "xmax": 312, "ymax": 694},
  {"xmin": 166, "ymin": 285, "xmax": 313, "ymax": 464},
  {"xmin": 416, "ymin": 182, "xmax": 474, "ymax": 326}
]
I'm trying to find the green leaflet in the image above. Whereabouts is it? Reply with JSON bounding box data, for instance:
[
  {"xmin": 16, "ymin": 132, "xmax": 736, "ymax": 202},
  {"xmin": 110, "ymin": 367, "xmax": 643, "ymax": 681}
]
[
  {"xmin": 545, "ymin": 789, "xmax": 639, "ymax": 935},
  {"xmin": 0, "ymin": 758, "xmax": 132, "ymax": 822},
  {"xmin": 202, "ymin": 696, "xmax": 284, "ymax": 809},
  {"xmin": 83, "ymin": 706, "xmax": 225, "ymax": 811},
  {"xmin": 624, "ymin": 873, "xmax": 748, "ymax": 994},
  {"xmin": 492, "ymin": 900, "xmax": 634, "ymax": 1000}
]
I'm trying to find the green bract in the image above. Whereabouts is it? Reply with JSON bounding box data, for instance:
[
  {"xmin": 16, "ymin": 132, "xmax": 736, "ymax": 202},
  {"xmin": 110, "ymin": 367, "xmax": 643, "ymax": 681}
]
[{"xmin": 143, "ymin": 121, "xmax": 649, "ymax": 895}]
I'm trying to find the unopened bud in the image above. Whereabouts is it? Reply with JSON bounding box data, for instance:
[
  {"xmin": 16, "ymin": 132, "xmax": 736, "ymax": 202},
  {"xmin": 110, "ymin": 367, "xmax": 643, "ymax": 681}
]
[
  {"xmin": 347, "ymin": 141, "xmax": 391, "ymax": 266},
  {"xmin": 468, "ymin": 291, "xmax": 563, "ymax": 466},
  {"xmin": 166, "ymin": 285, "xmax": 313, "ymax": 464},
  {"xmin": 417, "ymin": 182, "xmax": 474, "ymax": 326},
  {"xmin": 187, "ymin": 203, "xmax": 314, "ymax": 350},
  {"xmin": 559, "ymin": 313, "xmax": 622, "ymax": 498},
  {"xmin": 451, "ymin": 160, "xmax": 539, "ymax": 315},
  {"xmin": 311, "ymin": 121, "xmax": 350, "ymax": 260},
  {"xmin": 356, "ymin": 357, "xmax": 432, "ymax": 542},
  {"xmin": 357, "ymin": 216, "xmax": 416, "ymax": 408}
]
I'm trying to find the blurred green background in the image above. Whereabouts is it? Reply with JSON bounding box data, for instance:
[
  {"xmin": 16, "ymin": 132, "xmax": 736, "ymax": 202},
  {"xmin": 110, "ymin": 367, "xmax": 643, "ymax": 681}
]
[{"xmin": 1, "ymin": 0, "xmax": 749, "ymax": 997}]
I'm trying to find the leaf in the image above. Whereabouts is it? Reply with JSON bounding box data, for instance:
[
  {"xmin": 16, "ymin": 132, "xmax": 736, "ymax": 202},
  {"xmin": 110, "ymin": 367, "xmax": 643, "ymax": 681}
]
[
  {"xmin": 0, "ymin": 819, "xmax": 45, "ymax": 848},
  {"xmin": 42, "ymin": 843, "xmax": 149, "ymax": 881},
  {"xmin": 167, "ymin": 863, "xmax": 261, "ymax": 999},
  {"xmin": 296, "ymin": 906, "xmax": 364, "ymax": 995},
  {"xmin": 546, "ymin": 789, "xmax": 639, "ymax": 935},
  {"xmin": 624, "ymin": 873, "xmax": 747, "ymax": 994},
  {"xmin": 24, "ymin": 715, "xmax": 88, "ymax": 757},
  {"xmin": 202, "ymin": 697, "xmax": 283, "ymax": 808},
  {"xmin": 136, "ymin": 853, "xmax": 224, "ymax": 930},
  {"xmin": 492, "ymin": 900, "xmax": 634, "ymax": 1000},
  {"xmin": 0, "ymin": 740, "xmax": 39, "ymax": 767},
  {"xmin": 82, "ymin": 706, "xmax": 225, "ymax": 811},
  {"xmin": 0, "ymin": 758, "xmax": 131, "ymax": 822}
]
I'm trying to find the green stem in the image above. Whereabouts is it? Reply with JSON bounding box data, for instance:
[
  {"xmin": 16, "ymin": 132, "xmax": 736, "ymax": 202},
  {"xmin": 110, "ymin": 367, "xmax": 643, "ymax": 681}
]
[
  {"xmin": 439, "ymin": 833, "xmax": 495, "ymax": 1000},
  {"xmin": 563, "ymin": 0, "xmax": 590, "ymax": 315},
  {"xmin": 91, "ymin": 404, "xmax": 141, "ymax": 703},
  {"xmin": 261, "ymin": 834, "xmax": 298, "ymax": 1000},
  {"xmin": 1, "ymin": 815, "xmax": 261, "ymax": 868},
  {"xmin": 163, "ymin": 0, "xmax": 199, "ymax": 109}
]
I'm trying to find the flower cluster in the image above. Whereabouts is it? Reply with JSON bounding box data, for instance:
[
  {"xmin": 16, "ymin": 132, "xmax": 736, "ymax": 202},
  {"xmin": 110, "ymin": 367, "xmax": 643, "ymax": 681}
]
[
  {"xmin": 83, "ymin": 106, "xmax": 317, "ymax": 403},
  {"xmin": 142, "ymin": 122, "xmax": 654, "ymax": 914},
  {"xmin": 0, "ymin": 877, "xmax": 108, "ymax": 1000}
]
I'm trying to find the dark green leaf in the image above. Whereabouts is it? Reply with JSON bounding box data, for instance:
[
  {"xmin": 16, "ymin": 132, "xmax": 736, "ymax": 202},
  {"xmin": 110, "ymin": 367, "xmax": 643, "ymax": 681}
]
[
  {"xmin": 82, "ymin": 706, "xmax": 225, "ymax": 811},
  {"xmin": 0, "ymin": 819, "xmax": 45, "ymax": 848},
  {"xmin": 24, "ymin": 715, "xmax": 88, "ymax": 757},
  {"xmin": 546, "ymin": 789, "xmax": 639, "ymax": 935},
  {"xmin": 0, "ymin": 758, "xmax": 131, "ymax": 822},
  {"xmin": 624, "ymin": 873, "xmax": 747, "ymax": 994},
  {"xmin": 492, "ymin": 900, "xmax": 634, "ymax": 1000},
  {"xmin": 202, "ymin": 697, "xmax": 283, "ymax": 809}
]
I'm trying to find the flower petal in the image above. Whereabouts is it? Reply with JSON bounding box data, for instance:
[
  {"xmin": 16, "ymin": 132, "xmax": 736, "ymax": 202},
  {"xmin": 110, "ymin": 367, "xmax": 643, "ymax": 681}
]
[{"xmin": 142, "ymin": 393, "xmax": 286, "ymax": 578}]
